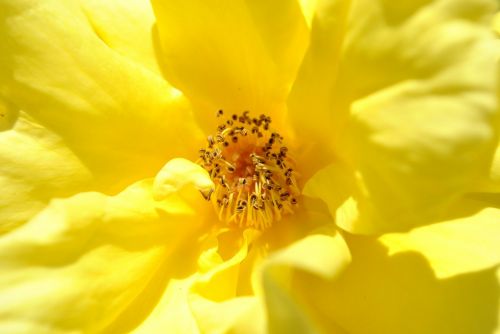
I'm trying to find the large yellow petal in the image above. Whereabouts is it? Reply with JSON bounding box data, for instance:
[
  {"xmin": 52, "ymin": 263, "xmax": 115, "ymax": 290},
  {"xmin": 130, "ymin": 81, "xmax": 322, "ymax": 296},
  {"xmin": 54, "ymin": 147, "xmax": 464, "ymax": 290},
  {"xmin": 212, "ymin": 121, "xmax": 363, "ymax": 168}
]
[
  {"xmin": 0, "ymin": 0, "xmax": 202, "ymax": 191},
  {"xmin": 0, "ymin": 111, "xmax": 92, "ymax": 232},
  {"xmin": 151, "ymin": 0, "xmax": 309, "ymax": 131},
  {"xmin": 380, "ymin": 197, "xmax": 500, "ymax": 279},
  {"xmin": 294, "ymin": 232, "xmax": 500, "ymax": 334},
  {"xmin": 0, "ymin": 159, "xmax": 212, "ymax": 333},
  {"xmin": 292, "ymin": 0, "xmax": 500, "ymax": 233}
]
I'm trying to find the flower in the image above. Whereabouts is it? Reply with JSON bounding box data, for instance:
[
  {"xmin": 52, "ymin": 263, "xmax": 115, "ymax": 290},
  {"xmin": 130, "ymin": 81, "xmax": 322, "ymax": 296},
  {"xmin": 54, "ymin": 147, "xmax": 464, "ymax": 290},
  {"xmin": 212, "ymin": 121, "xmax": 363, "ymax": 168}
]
[{"xmin": 0, "ymin": 0, "xmax": 499, "ymax": 333}]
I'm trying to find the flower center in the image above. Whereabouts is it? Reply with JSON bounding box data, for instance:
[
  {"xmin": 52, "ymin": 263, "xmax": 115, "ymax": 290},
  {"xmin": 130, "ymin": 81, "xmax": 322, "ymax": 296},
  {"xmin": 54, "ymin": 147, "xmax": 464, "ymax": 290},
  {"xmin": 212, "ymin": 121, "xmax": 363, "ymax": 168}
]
[{"xmin": 198, "ymin": 110, "xmax": 300, "ymax": 229}]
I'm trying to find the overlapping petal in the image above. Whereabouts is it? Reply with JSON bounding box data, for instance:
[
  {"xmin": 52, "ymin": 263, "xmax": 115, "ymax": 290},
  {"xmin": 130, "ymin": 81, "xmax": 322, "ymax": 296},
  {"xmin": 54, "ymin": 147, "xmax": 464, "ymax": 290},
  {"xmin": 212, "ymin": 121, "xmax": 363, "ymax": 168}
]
[
  {"xmin": 151, "ymin": 0, "xmax": 309, "ymax": 132},
  {"xmin": 0, "ymin": 112, "xmax": 92, "ymax": 232},
  {"xmin": 259, "ymin": 230, "xmax": 350, "ymax": 334},
  {"xmin": 0, "ymin": 159, "xmax": 212, "ymax": 333},
  {"xmin": 1, "ymin": 0, "xmax": 498, "ymax": 333},
  {"xmin": 0, "ymin": 0, "xmax": 202, "ymax": 193},
  {"xmin": 292, "ymin": 0, "xmax": 500, "ymax": 233},
  {"xmin": 79, "ymin": 0, "xmax": 163, "ymax": 75},
  {"xmin": 380, "ymin": 196, "xmax": 500, "ymax": 279},
  {"xmin": 294, "ymin": 232, "xmax": 500, "ymax": 334}
]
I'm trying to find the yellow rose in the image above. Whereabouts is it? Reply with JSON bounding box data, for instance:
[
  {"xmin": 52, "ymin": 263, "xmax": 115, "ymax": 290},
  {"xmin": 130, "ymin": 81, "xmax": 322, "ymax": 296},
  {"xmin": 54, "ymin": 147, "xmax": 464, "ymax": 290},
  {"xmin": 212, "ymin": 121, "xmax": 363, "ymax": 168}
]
[{"xmin": 0, "ymin": 0, "xmax": 499, "ymax": 333}]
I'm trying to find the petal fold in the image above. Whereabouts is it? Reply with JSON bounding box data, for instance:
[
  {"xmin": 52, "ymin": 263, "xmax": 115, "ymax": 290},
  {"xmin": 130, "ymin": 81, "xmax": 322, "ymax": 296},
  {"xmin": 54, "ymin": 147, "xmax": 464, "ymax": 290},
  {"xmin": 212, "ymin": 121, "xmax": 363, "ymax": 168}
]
[
  {"xmin": 292, "ymin": 0, "xmax": 500, "ymax": 233},
  {"xmin": 0, "ymin": 112, "xmax": 92, "ymax": 232},
  {"xmin": 0, "ymin": 0, "xmax": 202, "ymax": 190},
  {"xmin": 153, "ymin": 158, "xmax": 214, "ymax": 201},
  {"xmin": 79, "ymin": 0, "xmax": 163, "ymax": 75},
  {"xmin": 0, "ymin": 159, "xmax": 209, "ymax": 333},
  {"xmin": 380, "ymin": 203, "xmax": 500, "ymax": 279},
  {"xmin": 296, "ymin": 233, "xmax": 500, "ymax": 334},
  {"xmin": 151, "ymin": 0, "xmax": 309, "ymax": 130},
  {"xmin": 258, "ymin": 228, "xmax": 351, "ymax": 333}
]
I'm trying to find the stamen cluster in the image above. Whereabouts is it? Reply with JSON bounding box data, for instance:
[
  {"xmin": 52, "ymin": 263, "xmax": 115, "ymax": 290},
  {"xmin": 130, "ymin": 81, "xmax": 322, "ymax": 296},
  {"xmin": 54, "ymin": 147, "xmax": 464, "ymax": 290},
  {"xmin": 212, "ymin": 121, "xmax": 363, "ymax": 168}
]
[{"xmin": 198, "ymin": 110, "xmax": 300, "ymax": 229}]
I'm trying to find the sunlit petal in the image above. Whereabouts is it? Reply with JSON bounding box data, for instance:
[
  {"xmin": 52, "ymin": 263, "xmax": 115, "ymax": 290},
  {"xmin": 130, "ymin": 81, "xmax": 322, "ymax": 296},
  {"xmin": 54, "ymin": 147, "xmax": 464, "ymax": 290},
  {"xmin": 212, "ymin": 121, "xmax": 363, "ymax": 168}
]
[
  {"xmin": 0, "ymin": 159, "xmax": 212, "ymax": 333},
  {"xmin": 0, "ymin": 0, "xmax": 202, "ymax": 191},
  {"xmin": 79, "ymin": 0, "xmax": 163, "ymax": 75},
  {"xmin": 294, "ymin": 233, "xmax": 500, "ymax": 334},
  {"xmin": 292, "ymin": 0, "xmax": 499, "ymax": 233},
  {"xmin": 0, "ymin": 112, "xmax": 92, "ymax": 232},
  {"xmin": 258, "ymin": 228, "xmax": 351, "ymax": 333},
  {"xmin": 151, "ymin": 0, "xmax": 309, "ymax": 131},
  {"xmin": 380, "ymin": 197, "xmax": 500, "ymax": 279}
]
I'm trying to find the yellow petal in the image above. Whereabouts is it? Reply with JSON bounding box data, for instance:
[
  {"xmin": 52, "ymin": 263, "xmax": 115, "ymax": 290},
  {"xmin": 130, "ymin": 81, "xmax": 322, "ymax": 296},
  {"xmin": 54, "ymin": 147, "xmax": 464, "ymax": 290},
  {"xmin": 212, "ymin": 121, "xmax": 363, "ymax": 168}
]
[
  {"xmin": 151, "ymin": 0, "xmax": 309, "ymax": 131},
  {"xmin": 292, "ymin": 0, "xmax": 500, "ymax": 233},
  {"xmin": 0, "ymin": 0, "xmax": 202, "ymax": 190},
  {"xmin": 295, "ymin": 233, "xmax": 500, "ymax": 334},
  {"xmin": 258, "ymin": 228, "xmax": 351, "ymax": 334},
  {"xmin": 302, "ymin": 162, "xmax": 368, "ymax": 233},
  {"xmin": 477, "ymin": 141, "xmax": 500, "ymax": 192},
  {"xmin": 0, "ymin": 159, "xmax": 212, "ymax": 333},
  {"xmin": 153, "ymin": 158, "xmax": 214, "ymax": 201},
  {"xmin": 380, "ymin": 200, "xmax": 500, "ymax": 279},
  {"xmin": 0, "ymin": 111, "xmax": 92, "ymax": 232},
  {"xmin": 190, "ymin": 296, "xmax": 264, "ymax": 334},
  {"xmin": 79, "ymin": 0, "xmax": 163, "ymax": 75},
  {"xmin": 493, "ymin": 11, "xmax": 500, "ymax": 35},
  {"xmin": 126, "ymin": 227, "xmax": 258, "ymax": 333},
  {"xmin": 288, "ymin": 0, "xmax": 352, "ymax": 168}
]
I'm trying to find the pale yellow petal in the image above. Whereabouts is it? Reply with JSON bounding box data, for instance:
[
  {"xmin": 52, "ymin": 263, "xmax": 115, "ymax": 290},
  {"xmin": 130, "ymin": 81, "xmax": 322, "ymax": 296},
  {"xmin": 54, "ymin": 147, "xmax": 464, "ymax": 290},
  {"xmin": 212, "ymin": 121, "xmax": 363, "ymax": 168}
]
[
  {"xmin": 493, "ymin": 11, "xmax": 500, "ymax": 35},
  {"xmin": 151, "ymin": 0, "xmax": 309, "ymax": 131},
  {"xmin": 0, "ymin": 159, "xmax": 213, "ymax": 333},
  {"xmin": 258, "ymin": 228, "xmax": 351, "ymax": 334},
  {"xmin": 291, "ymin": 0, "xmax": 500, "ymax": 233},
  {"xmin": 0, "ymin": 0, "xmax": 202, "ymax": 190},
  {"xmin": 127, "ymin": 227, "xmax": 257, "ymax": 333},
  {"xmin": 288, "ymin": 0, "xmax": 351, "ymax": 169},
  {"xmin": 298, "ymin": 0, "xmax": 320, "ymax": 27},
  {"xmin": 153, "ymin": 158, "xmax": 214, "ymax": 201},
  {"xmin": 190, "ymin": 296, "xmax": 264, "ymax": 334},
  {"xmin": 302, "ymin": 162, "xmax": 368, "ymax": 233},
  {"xmin": 380, "ymin": 201, "xmax": 500, "ymax": 279},
  {"xmin": 294, "ymin": 233, "xmax": 500, "ymax": 334},
  {"xmin": 79, "ymin": 0, "xmax": 163, "ymax": 75},
  {"xmin": 0, "ymin": 112, "xmax": 92, "ymax": 232}
]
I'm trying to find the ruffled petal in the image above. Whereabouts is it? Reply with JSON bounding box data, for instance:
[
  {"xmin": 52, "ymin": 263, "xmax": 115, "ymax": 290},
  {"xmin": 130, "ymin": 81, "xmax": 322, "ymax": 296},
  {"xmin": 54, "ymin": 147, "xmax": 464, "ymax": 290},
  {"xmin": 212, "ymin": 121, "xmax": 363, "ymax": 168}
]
[
  {"xmin": 380, "ymin": 198, "xmax": 500, "ymax": 279},
  {"xmin": 122, "ymin": 226, "xmax": 259, "ymax": 333},
  {"xmin": 292, "ymin": 0, "xmax": 500, "ymax": 233},
  {"xmin": 0, "ymin": 159, "xmax": 212, "ymax": 333},
  {"xmin": 151, "ymin": 0, "xmax": 309, "ymax": 131},
  {"xmin": 257, "ymin": 227, "xmax": 351, "ymax": 333},
  {"xmin": 0, "ymin": 0, "xmax": 202, "ymax": 190},
  {"xmin": 294, "ymin": 232, "xmax": 500, "ymax": 334},
  {"xmin": 0, "ymin": 111, "xmax": 92, "ymax": 232}
]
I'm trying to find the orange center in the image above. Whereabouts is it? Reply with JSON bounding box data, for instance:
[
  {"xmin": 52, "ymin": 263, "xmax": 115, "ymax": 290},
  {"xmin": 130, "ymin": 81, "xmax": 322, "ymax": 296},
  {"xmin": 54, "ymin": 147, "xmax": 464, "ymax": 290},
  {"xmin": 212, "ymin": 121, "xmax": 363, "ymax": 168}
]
[{"xmin": 198, "ymin": 111, "xmax": 300, "ymax": 229}]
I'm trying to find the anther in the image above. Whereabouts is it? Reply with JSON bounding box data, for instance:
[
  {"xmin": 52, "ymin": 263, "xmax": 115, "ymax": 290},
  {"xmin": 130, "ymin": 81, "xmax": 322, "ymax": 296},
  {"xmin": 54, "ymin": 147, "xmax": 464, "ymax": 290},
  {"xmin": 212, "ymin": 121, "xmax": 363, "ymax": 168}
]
[{"xmin": 197, "ymin": 110, "xmax": 300, "ymax": 229}]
